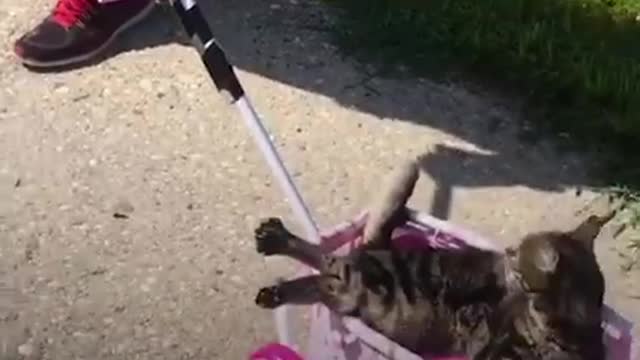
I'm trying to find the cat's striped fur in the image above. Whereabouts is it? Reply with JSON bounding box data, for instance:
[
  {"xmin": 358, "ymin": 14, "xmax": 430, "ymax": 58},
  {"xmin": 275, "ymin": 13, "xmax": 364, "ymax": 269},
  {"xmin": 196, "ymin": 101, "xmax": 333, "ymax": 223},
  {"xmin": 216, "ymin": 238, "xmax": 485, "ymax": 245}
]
[{"xmin": 253, "ymin": 158, "xmax": 612, "ymax": 359}]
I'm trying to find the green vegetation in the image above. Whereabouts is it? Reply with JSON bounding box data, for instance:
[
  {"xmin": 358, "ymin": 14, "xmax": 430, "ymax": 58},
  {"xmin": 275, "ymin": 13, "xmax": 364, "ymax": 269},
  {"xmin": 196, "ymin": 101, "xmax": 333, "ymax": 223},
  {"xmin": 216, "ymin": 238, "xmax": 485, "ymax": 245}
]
[{"xmin": 325, "ymin": 0, "xmax": 640, "ymax": 240}]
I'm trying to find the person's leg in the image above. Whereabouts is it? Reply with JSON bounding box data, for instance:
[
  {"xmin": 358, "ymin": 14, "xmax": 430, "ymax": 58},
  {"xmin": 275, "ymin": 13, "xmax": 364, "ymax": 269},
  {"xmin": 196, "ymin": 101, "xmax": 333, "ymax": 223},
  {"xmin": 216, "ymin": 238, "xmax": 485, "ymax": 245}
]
[{"xmin": 13, "ymin": 0, "xmax": 155, "ymax": 68}]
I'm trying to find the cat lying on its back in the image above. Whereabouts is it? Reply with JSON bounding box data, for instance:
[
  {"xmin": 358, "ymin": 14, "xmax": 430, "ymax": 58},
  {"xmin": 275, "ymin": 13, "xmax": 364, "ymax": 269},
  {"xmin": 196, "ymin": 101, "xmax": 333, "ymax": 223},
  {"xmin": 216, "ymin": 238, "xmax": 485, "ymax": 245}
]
[
  {"xmin": 254, "ymin": 217, "xmax": 508, "ymax": 355},
  {"xmin": 253, "ymin": 158, "xmax": 613, "ymax": 359}
]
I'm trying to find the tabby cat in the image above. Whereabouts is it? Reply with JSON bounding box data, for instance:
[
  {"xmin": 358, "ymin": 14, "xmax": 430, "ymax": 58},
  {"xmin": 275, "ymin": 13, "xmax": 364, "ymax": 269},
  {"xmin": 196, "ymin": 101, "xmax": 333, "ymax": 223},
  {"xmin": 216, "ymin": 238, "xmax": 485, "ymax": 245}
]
[{"xmin": 253, "ymin": 159, "xmax": 613, "ymax": 359}]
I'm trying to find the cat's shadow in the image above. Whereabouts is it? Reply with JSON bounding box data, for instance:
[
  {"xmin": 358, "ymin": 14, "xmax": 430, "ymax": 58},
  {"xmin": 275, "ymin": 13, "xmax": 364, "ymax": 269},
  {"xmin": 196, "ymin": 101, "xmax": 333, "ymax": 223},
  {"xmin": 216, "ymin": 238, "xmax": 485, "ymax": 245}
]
[{"xmin": 417, "ymin": 144, "xmax": 588, "ymax": 220}]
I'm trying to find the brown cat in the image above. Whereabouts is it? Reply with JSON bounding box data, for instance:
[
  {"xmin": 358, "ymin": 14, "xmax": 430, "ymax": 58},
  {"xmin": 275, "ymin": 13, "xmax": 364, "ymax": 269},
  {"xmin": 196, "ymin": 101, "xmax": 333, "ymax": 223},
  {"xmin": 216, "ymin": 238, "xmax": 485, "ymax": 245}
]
[
  {"xmin": 253, "ymin": 159, "xmax": 499, "ymax": 355},
  {"xmin": 254, "ymin": 216, "xmax": 508, "ymax": 355},
  {"xmin": 253, "ymin": 159, "xmax": 613, "ymax": 359},
  {"xmin": 478, "ymin": 211, "xmax": 614, "ymax": 360}
]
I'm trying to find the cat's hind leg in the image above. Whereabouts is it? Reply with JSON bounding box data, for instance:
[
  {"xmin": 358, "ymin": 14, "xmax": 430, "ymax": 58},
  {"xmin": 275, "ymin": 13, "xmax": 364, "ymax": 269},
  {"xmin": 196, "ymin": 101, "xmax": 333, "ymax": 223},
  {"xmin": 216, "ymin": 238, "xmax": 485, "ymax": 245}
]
[
  {"xmin": 255, "ymin": 217, "xmax": 327, "ymax": 270},
  {"xmin": 255, "ymin": 274, "xmax": 359, "ymax": 315},
  {"xmin": 363, "ymin": 158, "xmax": 419, "ymax": 248},
  {"xmin": 255, "ymin": 275, "xmax": 325, "ymax": 309}
]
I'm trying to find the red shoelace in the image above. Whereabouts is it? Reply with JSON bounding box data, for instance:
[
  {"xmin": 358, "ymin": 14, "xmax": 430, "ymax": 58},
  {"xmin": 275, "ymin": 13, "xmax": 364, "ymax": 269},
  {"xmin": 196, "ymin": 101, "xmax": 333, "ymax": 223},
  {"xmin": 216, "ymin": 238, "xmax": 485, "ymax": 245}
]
[{"xmin": 52, "ymin": 0, "xmax": 96, "ymax": 28}]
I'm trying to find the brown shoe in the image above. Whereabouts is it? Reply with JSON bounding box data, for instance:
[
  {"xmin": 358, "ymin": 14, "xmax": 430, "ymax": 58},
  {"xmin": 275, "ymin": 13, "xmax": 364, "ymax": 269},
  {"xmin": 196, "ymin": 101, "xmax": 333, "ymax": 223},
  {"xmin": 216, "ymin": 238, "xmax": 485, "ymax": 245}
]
[{"xmin": 14, "ymin": 0, "xmax": 155, "ymax": 68}]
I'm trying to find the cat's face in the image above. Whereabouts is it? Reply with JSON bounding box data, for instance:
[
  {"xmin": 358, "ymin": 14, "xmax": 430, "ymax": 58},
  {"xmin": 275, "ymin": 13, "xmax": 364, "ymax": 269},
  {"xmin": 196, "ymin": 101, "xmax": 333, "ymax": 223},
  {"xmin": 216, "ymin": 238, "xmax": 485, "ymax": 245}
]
[
  {"xmin": 504, "ymin": 212, "xmax": 614, "ymax": 327},
  {"xmin": 507, "ymin": 232, "xmax": 585, "ymax": 292}
]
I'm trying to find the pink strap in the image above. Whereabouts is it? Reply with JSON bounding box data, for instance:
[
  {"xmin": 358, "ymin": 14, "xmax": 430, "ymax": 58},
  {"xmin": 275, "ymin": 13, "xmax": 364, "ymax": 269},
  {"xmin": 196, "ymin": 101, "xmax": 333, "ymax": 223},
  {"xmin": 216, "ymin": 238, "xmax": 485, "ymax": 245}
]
[{"xmin": 250, "ymin": 343, "xmax": 305, "ymax": 360}]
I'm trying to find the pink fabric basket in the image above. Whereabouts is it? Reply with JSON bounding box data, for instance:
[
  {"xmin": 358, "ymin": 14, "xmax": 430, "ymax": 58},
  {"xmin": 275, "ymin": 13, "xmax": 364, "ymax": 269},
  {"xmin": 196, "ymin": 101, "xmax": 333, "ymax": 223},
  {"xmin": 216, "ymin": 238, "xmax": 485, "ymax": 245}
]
[{"xmin": 251, "ymin": 210, "xmax": 637, "ymax": 360}]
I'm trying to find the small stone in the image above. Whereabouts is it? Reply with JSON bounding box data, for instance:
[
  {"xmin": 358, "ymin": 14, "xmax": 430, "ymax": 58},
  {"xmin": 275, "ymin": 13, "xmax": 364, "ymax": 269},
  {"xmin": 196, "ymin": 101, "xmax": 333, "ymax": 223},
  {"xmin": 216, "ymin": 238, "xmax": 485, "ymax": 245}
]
[
  {"xmin": 24, "ymin": 236, "xmax": 39, "ymax": 262},
  {"xmin": 113, "ymin": 199, "xmax": 134, "ymax": 215},
  {"xmin": 139, "ymin": 79, "xmax": 153, "ymax": 92},
  {"xmin": 18, "ymin": 342, "xmax": 34, "ymax": 356},
  {"xmin": 162, "ymin": 339, "xmax": 178, "ymax": 349},
  {"xmin": 54, "ymin": 86, "xmax": 69, "ymax": 94}
]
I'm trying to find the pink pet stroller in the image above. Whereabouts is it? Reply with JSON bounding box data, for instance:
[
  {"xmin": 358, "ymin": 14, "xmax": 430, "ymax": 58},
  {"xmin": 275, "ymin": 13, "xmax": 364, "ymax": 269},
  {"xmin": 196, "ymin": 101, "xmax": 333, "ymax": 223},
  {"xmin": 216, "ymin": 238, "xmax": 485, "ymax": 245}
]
[
  {"xmin": 249, "ymin": 211, "xmax": 638, "ymax": 360},
  {"xmin": 168, "ymin": 1, "xmax": 638, "ymax": 359}
]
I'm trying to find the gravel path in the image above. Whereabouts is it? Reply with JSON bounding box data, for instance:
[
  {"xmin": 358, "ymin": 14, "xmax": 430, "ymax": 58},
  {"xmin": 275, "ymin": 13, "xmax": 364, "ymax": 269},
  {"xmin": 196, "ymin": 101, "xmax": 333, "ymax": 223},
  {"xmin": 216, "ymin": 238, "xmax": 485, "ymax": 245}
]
[{"xmin": 1, "ymin": 0, "xmax": 639, "ymax": 358}]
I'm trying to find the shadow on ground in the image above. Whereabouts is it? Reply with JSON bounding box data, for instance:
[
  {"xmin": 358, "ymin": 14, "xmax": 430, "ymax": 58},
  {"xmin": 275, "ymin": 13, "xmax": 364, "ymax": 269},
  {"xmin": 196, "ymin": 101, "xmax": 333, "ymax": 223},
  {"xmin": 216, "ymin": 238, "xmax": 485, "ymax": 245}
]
[{"xmin": 31, "ymin": 0, "xmax": 596, "ymax": 219}]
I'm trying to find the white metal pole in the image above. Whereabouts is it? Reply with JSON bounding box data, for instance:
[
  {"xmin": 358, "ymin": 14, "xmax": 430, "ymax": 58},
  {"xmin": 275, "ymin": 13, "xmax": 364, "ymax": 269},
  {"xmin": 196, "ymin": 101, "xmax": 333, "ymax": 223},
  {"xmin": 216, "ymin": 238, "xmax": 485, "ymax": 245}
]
[
  {"xmin": 235, "ymin": 95, "xmax": 321, "ymax": 351},
  {"xmin": 235, "ymin": 97, "xmax": 321, "ymax": 244},
  {"xmin": 171, "ymin": 0, "xmax": 322, "ymax": 349}
]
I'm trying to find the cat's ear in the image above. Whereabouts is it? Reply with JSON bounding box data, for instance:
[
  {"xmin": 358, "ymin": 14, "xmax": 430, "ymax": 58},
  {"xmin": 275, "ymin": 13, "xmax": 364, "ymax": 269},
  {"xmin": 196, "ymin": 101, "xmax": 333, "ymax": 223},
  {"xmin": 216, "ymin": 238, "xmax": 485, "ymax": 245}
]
[{"xmin": 569, "ymin": 209, "xmax": 616, "ymax": 251}]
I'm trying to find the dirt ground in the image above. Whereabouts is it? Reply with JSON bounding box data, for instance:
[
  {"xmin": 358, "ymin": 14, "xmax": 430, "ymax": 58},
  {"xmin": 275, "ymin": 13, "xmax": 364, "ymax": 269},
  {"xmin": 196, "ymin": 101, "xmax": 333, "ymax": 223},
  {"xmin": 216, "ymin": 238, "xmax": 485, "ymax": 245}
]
[{"xmin": 1, "ymin": 0, "xmax": 639, "ymax": 358}]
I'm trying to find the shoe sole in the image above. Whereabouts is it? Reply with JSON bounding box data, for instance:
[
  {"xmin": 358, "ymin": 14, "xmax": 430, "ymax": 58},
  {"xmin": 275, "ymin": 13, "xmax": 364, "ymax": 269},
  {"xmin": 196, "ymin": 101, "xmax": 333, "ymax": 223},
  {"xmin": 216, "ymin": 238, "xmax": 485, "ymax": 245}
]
[{"xmin": 19, "ymin": 1, "xmax": 156, "ymax": 68}]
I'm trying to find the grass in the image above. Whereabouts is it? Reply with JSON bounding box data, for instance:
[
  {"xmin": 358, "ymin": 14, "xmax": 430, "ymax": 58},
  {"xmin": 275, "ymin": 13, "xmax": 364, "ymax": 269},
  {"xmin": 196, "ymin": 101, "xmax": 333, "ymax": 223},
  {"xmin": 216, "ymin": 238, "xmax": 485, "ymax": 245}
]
[{"xmin": 323, "ymin": 0, "xmax": 640, "ymax": 241}]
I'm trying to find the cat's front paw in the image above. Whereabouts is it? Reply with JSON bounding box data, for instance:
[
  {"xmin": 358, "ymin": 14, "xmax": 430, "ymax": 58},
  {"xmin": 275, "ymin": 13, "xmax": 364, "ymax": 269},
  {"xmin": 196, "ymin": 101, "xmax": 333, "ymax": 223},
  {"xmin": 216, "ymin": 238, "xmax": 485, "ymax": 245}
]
[
  {"xmin": 255, "ymin": 218, "xmax": 290, "ymax": 256},
  {"xmin": 255, "ymin": 285, "xmax": 284, "ymax": 309}
]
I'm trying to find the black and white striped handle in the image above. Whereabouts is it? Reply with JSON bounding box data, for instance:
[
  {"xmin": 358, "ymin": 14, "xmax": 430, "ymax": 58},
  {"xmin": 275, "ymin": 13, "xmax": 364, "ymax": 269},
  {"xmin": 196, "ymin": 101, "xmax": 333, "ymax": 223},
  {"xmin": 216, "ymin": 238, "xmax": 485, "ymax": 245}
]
[{"xmin": 171, "ymin": 0, "xmax": 244, "ymax": 103}]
